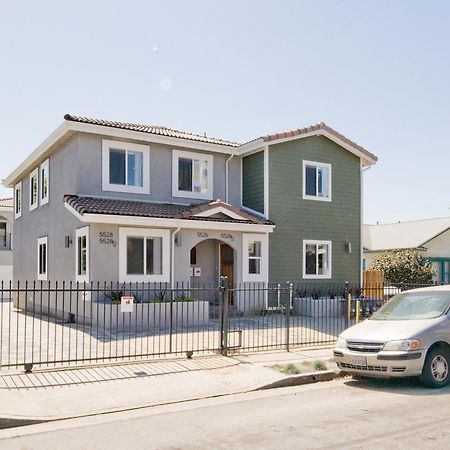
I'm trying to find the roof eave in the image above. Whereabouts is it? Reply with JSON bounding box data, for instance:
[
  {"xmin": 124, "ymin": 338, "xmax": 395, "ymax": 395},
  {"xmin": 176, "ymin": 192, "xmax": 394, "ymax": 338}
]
[
  {"xmin": 3, "ymin": 121, "xmax": 71, "ymax": 187},
  {"xmin": 64, "ymin": 202, "xmax": 275, "ymax": 233},
  {"xmin": 237, "ymin": 128, "xmax": 377, "ymax": 166},
  {"xmin": 3, "ymin": 120, "xmax": 240, "ymax": 188}
]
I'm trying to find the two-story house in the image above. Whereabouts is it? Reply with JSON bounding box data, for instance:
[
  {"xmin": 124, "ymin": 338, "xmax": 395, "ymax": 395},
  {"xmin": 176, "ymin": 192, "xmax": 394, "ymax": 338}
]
[
  {"xmin": 0, "ymin": 197, "xmax": 13, "ymax": 285},
  {"xmin": 3, "ymin": 115, "xmax": 377, "ymax": 311}
]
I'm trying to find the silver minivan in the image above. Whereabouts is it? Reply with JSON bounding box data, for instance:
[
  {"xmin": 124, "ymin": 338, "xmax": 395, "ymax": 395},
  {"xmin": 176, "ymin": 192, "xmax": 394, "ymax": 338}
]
[{"xmin": 333, "ymin": 285, "xmax": 450, "ymax": 388}]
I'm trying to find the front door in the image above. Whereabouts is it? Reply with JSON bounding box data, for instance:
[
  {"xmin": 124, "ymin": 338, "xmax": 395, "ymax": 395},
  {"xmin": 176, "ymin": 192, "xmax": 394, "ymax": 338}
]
[{"xmin": 220, "ymin": 244, "xmax": 234, "ymax": 304}]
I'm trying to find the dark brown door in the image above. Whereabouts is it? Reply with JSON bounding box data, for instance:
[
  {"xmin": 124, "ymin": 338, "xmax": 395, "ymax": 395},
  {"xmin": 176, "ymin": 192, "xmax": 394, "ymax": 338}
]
[{"xmin": 220, "ymin": 244, "xmax": 234, "ymax": 304}]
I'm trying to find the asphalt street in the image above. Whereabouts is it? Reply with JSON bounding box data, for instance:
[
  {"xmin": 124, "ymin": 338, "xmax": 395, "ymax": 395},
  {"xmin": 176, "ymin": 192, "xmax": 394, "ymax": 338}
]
[{"xmin": 1, "ymin": 377, "xmax": 449, "ymax": 449}]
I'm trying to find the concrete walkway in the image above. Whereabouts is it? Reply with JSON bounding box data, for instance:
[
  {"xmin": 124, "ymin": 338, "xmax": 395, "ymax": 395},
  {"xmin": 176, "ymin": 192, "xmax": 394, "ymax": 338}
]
[{"xmin": 0, "ymin": 347, "xmax": 334, "ymax": 424}]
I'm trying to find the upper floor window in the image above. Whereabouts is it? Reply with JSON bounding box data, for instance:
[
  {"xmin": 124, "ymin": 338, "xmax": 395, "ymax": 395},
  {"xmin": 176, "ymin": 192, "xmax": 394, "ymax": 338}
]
[
  {"xmin": 172, "ymin": 150, "xmax": 213, "ymax": 200},
  {"xmin": 29, "ymin": 168, "xmax": 39, "ymax": 211},
  {"xmin": 14, "ymin": 181, "xmax": 22, "ymax": 219},
  {"xmin": 40, "ymin": 159, "xmax": 49, "ymax": 205},
  {"xmin": 303, "ymin": 240, "xmax": 332, "ymax": 279},
  {"xmin": 102, "ymin": 140, "xmax": 150, "ymax": 194},
  {"xmin": 303, "ymin": 160, "xmax": 331, "ymax": 202}
]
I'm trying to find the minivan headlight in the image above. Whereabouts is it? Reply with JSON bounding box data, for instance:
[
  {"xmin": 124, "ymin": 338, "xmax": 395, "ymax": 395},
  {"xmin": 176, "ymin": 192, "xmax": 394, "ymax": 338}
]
[
  {"xmin": 382, "ymin": 339, "xmax": 421, "ymax": 351},
  {"xmin": 335, "ymin": 336, "xmax": 346, "ymax": 348}
]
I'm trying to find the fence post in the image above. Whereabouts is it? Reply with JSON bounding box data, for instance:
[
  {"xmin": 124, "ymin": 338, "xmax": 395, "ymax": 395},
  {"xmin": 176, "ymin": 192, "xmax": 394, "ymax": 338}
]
[
  {"xmin": 219, "ymin": 276, "xmax": 229, "ymax": 356},
  {"xmin": 345, "ymin": 281, "xmax": 350, "ymax": 328},
  {"xmin": 285, "ymin": 282, "xmax": 292, "ymax": 352}
]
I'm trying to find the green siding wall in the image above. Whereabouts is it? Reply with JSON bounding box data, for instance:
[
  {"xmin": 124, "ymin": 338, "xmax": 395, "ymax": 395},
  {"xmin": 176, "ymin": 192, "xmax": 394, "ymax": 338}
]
[
  {"xmin": 242, "ymin": 151, "xmax": 264, "ymax": 214},
  {"xmin": 268, "ymin": 136, "xmax": 361, "ymax": 285}
]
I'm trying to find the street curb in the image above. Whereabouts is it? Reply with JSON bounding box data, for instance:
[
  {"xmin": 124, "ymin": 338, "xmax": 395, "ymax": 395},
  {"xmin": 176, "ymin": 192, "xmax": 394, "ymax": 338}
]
[
  {"xmin": 255, "ymin": 369, "xmax": 346, "ymax": 391},
  {"xmin": 0, "ymin": 369, "xmax": 345, "ymax": 431}
]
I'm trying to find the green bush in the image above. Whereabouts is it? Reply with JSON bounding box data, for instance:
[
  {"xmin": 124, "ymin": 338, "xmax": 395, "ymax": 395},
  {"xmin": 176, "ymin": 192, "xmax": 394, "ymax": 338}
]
[
  {"xmin": 371, "ymin": 249, "xmax": 435, "ymax": 285},
  {"xmin": 313, "ymin": 361, "xmax": 327, "ymax": 371}
]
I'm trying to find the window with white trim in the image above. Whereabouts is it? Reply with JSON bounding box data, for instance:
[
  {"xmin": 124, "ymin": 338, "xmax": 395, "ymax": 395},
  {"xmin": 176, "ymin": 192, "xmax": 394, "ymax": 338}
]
[
  {"xmin": 102, "ymin": 140, "xmax": 150, "ymax": 194},
  {"xmin": 37, "ymin": 236, "xmax": 48, "ymax": 280},
  {"xmin": 29, "ymin": 168, "xmax": 39, "ymax": 211},
  {"xmin": 248, "ymin": 241, "xmax": 262, "ymax": 275},
  {"xmin": 242, "ymin": 233, "xmax": 268, "ymax": 282},
  {"xmin": 0, "ymin": 222, "xmax": 6, "ymax": 248},
  {"xmin": 172, "ymin": 150, "xmax": 213, "ymax": 199},
  {"xmin": 303, "ymin": 240, "xmax": 332, "ymax": 279},
  {"xmin": 303, "ymin": 160, "xmax": 331, "ymax": 201},
  {"xmin": 40, "ymin": 159, "xmax": 49, "ymax": 205},
  {"xmin": 14, "ymin": 181, "xmax": 22, "ymax": 218},
  {"xmin": 119, "ymin": 228, "xmax": 170, "ymax": 282},
  {"xmin": 76, "ymin": 227, "xmax": 89, "ymax": 282}
]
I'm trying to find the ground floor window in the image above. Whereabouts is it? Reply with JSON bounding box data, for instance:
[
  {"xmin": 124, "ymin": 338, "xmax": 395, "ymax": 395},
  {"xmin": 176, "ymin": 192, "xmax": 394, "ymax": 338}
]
[
  {"xmin": 76, "ymin": 227, "xmax": 89, "ymax": 283},
  {"xmin": 37, "ymin": 236, "xmax": 48, "ymax": 281},
  {"xmin": 119, "ymin": 228, "xmax": 170, "ymax": 282},
  {"xmin": 127, "ymin": 236, "xmax": 162, "ymax": 275},
  {"xmin": 0, "ymin": 222, "xmax": 6, "ymax": 247},
  {"xmin": 242, "ymin": 233, "xmax": 268, "ymax": 282},
  {"xmin": 303, "ymin": 240, "xmax": 332, "ymax": 279}
]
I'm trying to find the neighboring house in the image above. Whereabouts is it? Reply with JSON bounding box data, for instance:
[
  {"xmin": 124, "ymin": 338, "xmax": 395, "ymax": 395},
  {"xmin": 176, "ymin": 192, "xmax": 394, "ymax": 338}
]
[
  {"xmin": 3, "ymin": 114, "xmax": 377, "ymax": 310},
  {"xmin": 363, "ymin": 218, "xmax": 450, "ymax": 284},
  {"xmin": 0, "ymin": 197, "xmax": 13, "ymax": 284}
]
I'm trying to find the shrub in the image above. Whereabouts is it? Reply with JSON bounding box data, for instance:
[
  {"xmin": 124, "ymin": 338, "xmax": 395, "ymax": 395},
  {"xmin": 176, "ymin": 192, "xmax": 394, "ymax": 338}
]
[
  {"xmin": 104, "ymin": 290, "xmax": 124, "ymax": 304},
  {"xmin": 371, "ymin": 249, "xmax": 435, "ymax": 286},
  {"xmin": 151, "ymin": 291, "xmax": 167, "ymax": 303},
  {"xmin": 313, "ymin": 361, "xmax": 327, "ymax": 371}
]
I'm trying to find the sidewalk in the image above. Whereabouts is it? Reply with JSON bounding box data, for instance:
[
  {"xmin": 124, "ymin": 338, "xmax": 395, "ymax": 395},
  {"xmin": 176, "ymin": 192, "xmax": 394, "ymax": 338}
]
[{"xmin": 0, "ymin": 347, "xmax": 335, "ymax": 426}]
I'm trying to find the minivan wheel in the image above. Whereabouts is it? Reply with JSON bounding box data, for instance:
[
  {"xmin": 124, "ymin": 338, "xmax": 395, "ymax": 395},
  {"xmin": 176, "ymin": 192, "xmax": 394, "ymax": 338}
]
[{"xmin": 420, "ymin": 347, "xmax": 450, "ymax": 388}]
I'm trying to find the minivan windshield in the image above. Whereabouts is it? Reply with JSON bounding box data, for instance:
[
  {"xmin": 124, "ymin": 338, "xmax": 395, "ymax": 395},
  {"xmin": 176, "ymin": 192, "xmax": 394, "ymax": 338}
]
[{"xmin": 371, "ymin": 291, "xmax": 450, "ymax": 321}]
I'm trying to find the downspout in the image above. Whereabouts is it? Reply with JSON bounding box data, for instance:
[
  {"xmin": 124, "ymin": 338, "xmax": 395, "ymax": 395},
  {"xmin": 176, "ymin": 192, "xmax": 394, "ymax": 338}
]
[
  {"xmin": 171, "ymin": 224, "xmax": 181, "ymax": 287},
  {"xmin": 361, "ymin": 164, "xmax": 372, "ymax": 284},
  {"xmin": 225, "ymin": 154, "xmax": 234, "ymax": 203}
]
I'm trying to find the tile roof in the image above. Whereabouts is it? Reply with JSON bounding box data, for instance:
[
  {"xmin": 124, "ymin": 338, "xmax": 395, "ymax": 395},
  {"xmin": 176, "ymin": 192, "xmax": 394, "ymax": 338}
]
[
  {"xmin": 64, "ymin": 195, "xmax": 273, "ymax": 225},
  {"xmin": 364, "ymin": 217, "xmax": 450, "ymax": 251},
  {"xmin": 0, "ymin": 198, "xmax": 13, "ymax": 208},
  {"xmin": 248, "ymin": 122, "xmax": 377, "ymax": 162},
  {"xmin": 64, "ymin": 114, "xmax": 240, "ymax": 148}
]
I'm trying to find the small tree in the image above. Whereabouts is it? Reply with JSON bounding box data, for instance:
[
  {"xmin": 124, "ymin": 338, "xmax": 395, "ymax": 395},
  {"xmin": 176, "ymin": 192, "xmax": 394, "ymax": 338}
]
[{"xmin": 370, "ymin": 249, "xmax": 435, "ymax": 286}]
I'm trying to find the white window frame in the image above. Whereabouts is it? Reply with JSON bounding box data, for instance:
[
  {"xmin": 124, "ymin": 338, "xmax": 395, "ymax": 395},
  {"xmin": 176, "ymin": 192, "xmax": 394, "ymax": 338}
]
[
  {"xmin": 172, "ymin": 149, "xmax": 213, "ymax": 200},
  {"xmin": 119, "ymin": 228, "xmax": 170, "ymax": 283},
  {"xmin": 102, "ymin": 139, "xmax": 150, "ymax": 194},
  {"xmin": 37, "ymin": 236, "xmax": 48, "ymax": 281},
  {"xmin": 302, "ymin": 160, "xmax": 332, "ymax": 202},
  {"xmin": 29, "ymin": 168, "xmax": 39, "ymax": 211},
  {"xmin": 14, "ymin": 181, "xmax": 22, "ymax": 219},
  {"xmin": 40, "ymin": 159, "xmax": 49, "ymax": 205},
  {"xmin": 303, "ymin": 240, "xmax": 332, "ymax": 279},
  {"xmin": 242, "ymin": 233, "xmax": 268, "ymax": 282},
  {"xmin": 75, "ymin": 226, "xmax": 89, "ymax": 283}
]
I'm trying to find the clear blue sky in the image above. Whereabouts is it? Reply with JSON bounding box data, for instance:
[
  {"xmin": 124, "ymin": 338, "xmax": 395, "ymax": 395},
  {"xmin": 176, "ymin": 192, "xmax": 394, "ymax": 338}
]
[{"xmin": 1, "ymin": 0, "xmax": 449, "ymax": 224}]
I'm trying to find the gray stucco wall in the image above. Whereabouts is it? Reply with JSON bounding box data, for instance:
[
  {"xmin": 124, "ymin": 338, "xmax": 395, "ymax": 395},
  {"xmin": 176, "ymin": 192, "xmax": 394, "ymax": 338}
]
[
  {"xmin": 268, "ymin": 135, "xmax": 361, "ymax": 285},
  {"xmin": 75, "ymin": 133, "xmax": 241, "ymax": 205},
  {"xmin": 13, "ymin": 135, "xmax": 85, "ymax": 283},
  {"xmin": 12, "ymin": 130, "xmax": 244, "ymax": 285}
]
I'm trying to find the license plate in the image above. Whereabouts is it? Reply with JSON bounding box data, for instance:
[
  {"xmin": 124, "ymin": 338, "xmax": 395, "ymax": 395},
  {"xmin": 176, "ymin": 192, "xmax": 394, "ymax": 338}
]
[{"xmin": 352, "ymin": 356, "xmax": 367, "ymax": 366}]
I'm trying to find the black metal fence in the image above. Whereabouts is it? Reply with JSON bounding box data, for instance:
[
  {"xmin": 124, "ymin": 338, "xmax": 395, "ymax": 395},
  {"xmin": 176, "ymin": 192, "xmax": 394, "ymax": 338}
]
[{"xmin": 0, "ymin": 279, "xmax": 437, "ymax": 371}]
